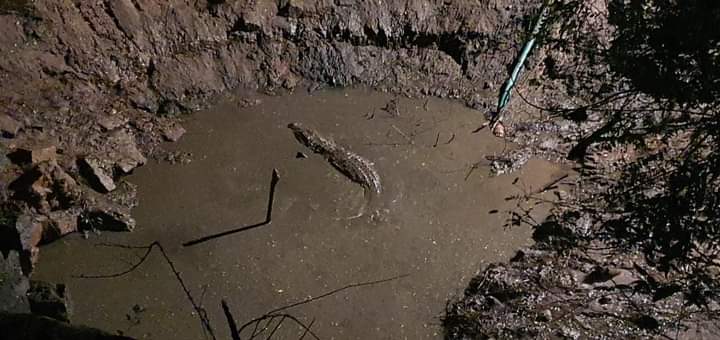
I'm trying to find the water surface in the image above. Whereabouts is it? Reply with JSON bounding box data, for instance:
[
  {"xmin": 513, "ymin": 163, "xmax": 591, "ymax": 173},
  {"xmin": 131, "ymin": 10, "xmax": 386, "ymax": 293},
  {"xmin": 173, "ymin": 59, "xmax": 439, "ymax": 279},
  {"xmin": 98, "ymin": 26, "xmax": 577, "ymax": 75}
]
[{"xmin": 35, "ymin": 88, "xmax": 566, "ymax": 339}]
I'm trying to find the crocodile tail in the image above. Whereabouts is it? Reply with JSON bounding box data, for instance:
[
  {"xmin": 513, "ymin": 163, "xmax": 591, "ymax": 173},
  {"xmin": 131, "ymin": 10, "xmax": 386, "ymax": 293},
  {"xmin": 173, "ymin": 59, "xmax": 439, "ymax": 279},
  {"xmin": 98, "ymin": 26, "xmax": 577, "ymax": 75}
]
[{"xmin": 346, "ymin": 188, "xmax": 372, "ymax": 220}]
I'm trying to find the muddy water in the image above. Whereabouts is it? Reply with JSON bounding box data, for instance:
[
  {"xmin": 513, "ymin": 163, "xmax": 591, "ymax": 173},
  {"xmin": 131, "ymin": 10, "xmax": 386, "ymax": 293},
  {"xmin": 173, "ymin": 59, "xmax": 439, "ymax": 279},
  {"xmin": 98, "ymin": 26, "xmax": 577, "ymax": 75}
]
[{"xmin": 34, "ymin": 88, "xmax": 566, "ymax": 339}]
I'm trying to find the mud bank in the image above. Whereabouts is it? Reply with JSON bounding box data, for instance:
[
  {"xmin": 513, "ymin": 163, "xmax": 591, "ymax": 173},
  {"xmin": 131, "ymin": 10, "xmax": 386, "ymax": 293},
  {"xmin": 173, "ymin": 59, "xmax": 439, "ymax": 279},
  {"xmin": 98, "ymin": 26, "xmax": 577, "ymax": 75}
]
[{"xmin": 1, "ymin": 0, "xmax": 529, "ymax": 117}]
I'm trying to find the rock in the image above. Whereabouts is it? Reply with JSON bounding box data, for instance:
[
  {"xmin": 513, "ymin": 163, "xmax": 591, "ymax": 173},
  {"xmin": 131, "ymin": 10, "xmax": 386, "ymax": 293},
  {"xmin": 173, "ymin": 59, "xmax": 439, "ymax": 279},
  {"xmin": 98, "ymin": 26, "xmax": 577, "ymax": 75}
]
[
  {"xmin": 9, "ymin": 143, "xmax": 57, "ymax": 165},
  {"xmin": 48, "ymin": 164, "xmax": 83, "ymax": 207},
  {"xmin": 9, "ymin": 162, "xmax": 82, "ymax": 211},
  {"xmin": 162, "ymin": 123, "xmax": 186, "ymax": 142},
  {"xmin": 79, "ymin": 156, "xmax": 116, "ymax": 193},
  {"xmin": 0, "ymin": 312, "xmax": 134, "ymax": 340},
  {"xmin": 278, "ymin": 0, "xmax": 308, "ymax": 17},
  {"xmin": 108, "ymin": 130, "xmax": 146, "ymax": 174},
  {"xmin": 590, "ymin": 268, "xmax": 640, "ymax": 288},
  {"xmin": 16, "ymin": 214, "xmax": 44, "ymax": 255},
  {"xmin": 26, "ymin": 170, "xmax": 53, "ymax": 212},
  {"xmin": 97, "ymin": 115, "xmax": 127, "ymax": 131},
  {"xmin": 0, "ymin": 251, "xmax": 31, "ymax": 314},
  {"xmin": 583, "ymin": 266, "xmax": 622, "ymax": 285},
  {"xmin": 492, "ymin": 122, "xmax": 505, "ymax": 138},
  {"xmin": 79, "ymin": 202, "xmax": 135, "ymax": 232},
  {"xmin": 0, "ymin": 114, "xmax": 22, "ymax": 137},
  {"xmin": 115, "ymin": 159, "xmax": 138, "ymax": 174},
  {"xmin": 536, "ymin": 309, "xmax": 552, "ymax": 322},
  {"xmin": 27, "ymin": 281, "xmax": 72, "ymax": 322},
  {"xmin": 18, "ymin": 247, "xmax": 40, "ymax": 276},
  {"xmin": 15, "ymin": 213, "xmax": 46, "ymax": 274},
  {"xmin": 42, "ymin": 211, "xmax": 78, "ymax": 244}
]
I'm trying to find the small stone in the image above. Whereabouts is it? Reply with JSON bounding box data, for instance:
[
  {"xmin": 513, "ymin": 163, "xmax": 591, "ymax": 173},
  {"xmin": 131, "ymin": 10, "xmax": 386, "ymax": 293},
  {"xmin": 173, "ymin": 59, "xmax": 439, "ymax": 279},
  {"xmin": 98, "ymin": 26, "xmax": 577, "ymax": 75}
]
[
  {"xmin": 492, "ymin": 122, "xmax": 505, "ymax": 138},
  {"xmin": 536, "ymin": 309, "xmax": 552, "ymax": 322},
  {"xmin": 132, "ymin": 304, "xmax": 145, "ymax": 313},
  {"xmin": 97, "ymin": 115, "xmax": 127, "ymax": 131},
  {"xmin": 116, "ymin": 159, "xmax": 138, "ymax": 174},
  {"xmin": 79, "ymin": 156, "xmax": 116, "ymax": 192},
  {"xmin": 162, "ymin": 123, "xmax": 186, "ymax": 142},
  {"xmin": 27, "ymin": 281, "xmax": 73, "ymax": 322},
  {"xmin": 0, "ymin": 114, "xmax": 22, "ymax": 137}
]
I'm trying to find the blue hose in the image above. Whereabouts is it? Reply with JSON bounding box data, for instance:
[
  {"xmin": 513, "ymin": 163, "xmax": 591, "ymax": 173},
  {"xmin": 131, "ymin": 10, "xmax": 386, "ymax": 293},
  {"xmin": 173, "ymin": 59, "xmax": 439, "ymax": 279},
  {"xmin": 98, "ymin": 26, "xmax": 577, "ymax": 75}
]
[{"xmin": 493, "ymin": 1, "xmax": 552, "ymax": 126}]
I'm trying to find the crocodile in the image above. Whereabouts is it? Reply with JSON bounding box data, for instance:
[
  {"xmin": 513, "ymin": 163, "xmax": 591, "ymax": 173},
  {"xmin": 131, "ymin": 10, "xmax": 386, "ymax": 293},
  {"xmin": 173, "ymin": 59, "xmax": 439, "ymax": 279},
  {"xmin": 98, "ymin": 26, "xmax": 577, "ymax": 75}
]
[{"xmin": 288, "ymin": 122, "xmax": 381, "ymax": 218}]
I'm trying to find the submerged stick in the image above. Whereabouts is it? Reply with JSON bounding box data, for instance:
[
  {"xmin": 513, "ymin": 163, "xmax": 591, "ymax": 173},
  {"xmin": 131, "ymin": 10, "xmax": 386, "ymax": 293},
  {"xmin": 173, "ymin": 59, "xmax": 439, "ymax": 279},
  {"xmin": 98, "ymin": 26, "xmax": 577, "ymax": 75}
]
[
  {"xmin": 265, "ymin": 273, "xmax": 409, "ymax": 315},
  {"xmin": 236, "ymin": 274, "xmax": 407, "ymax": 339},
  {"xmin": 182, "ymin": 169, "xmax": 280, "ymax": 247},
  {"xmin": 75, "ymin": 241, "xmax": 216, "ymax": 339},
  {"xmin": 222, "ymin": 300, "xmax": 241, "ymax": 340}
]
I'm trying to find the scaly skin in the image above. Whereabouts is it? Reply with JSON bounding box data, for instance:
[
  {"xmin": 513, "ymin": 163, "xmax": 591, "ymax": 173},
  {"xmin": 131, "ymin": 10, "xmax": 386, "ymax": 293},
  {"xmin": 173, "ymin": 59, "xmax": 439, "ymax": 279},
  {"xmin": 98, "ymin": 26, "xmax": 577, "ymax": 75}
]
[{"xmin": 288, "ymin": 123, "xmax": 382, "ymax": 218}]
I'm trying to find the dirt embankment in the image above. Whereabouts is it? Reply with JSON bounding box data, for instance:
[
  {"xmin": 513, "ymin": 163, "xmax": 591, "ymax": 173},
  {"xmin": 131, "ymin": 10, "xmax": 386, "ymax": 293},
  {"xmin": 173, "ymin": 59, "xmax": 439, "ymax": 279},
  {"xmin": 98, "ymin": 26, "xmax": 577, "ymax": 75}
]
[{"xmin": 0, "ymin": 0, "xmax": 537, "ymax": 333}]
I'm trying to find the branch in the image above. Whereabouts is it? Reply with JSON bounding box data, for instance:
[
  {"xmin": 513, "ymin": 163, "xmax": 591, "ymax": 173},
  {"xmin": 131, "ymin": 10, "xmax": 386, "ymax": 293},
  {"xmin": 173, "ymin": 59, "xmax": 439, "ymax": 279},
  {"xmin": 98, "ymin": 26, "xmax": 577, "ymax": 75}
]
[
  {"xmin": 74, "ymin": 241, "xmax": 216, "ymax": 339},
  {"xmin": 183, "ymin": 168, "xmax": 280, "ymax": 247}
]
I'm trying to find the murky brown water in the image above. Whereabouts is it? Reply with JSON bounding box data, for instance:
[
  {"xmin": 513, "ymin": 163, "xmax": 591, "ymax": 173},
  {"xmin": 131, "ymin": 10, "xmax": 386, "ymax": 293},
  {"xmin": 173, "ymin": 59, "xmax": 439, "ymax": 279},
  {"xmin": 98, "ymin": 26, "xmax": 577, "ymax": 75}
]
[{"xmin": 34, "ymin": 88, "xmax": 566, "ymax": 339}]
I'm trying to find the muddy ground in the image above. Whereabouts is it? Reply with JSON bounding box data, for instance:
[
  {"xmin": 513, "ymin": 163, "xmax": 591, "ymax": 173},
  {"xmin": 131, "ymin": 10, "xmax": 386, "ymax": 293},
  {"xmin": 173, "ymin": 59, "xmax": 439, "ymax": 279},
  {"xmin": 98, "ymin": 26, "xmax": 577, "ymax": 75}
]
[{"xmin": 0, "ymin": 0, "xmax": 704, "ymax": 339}]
